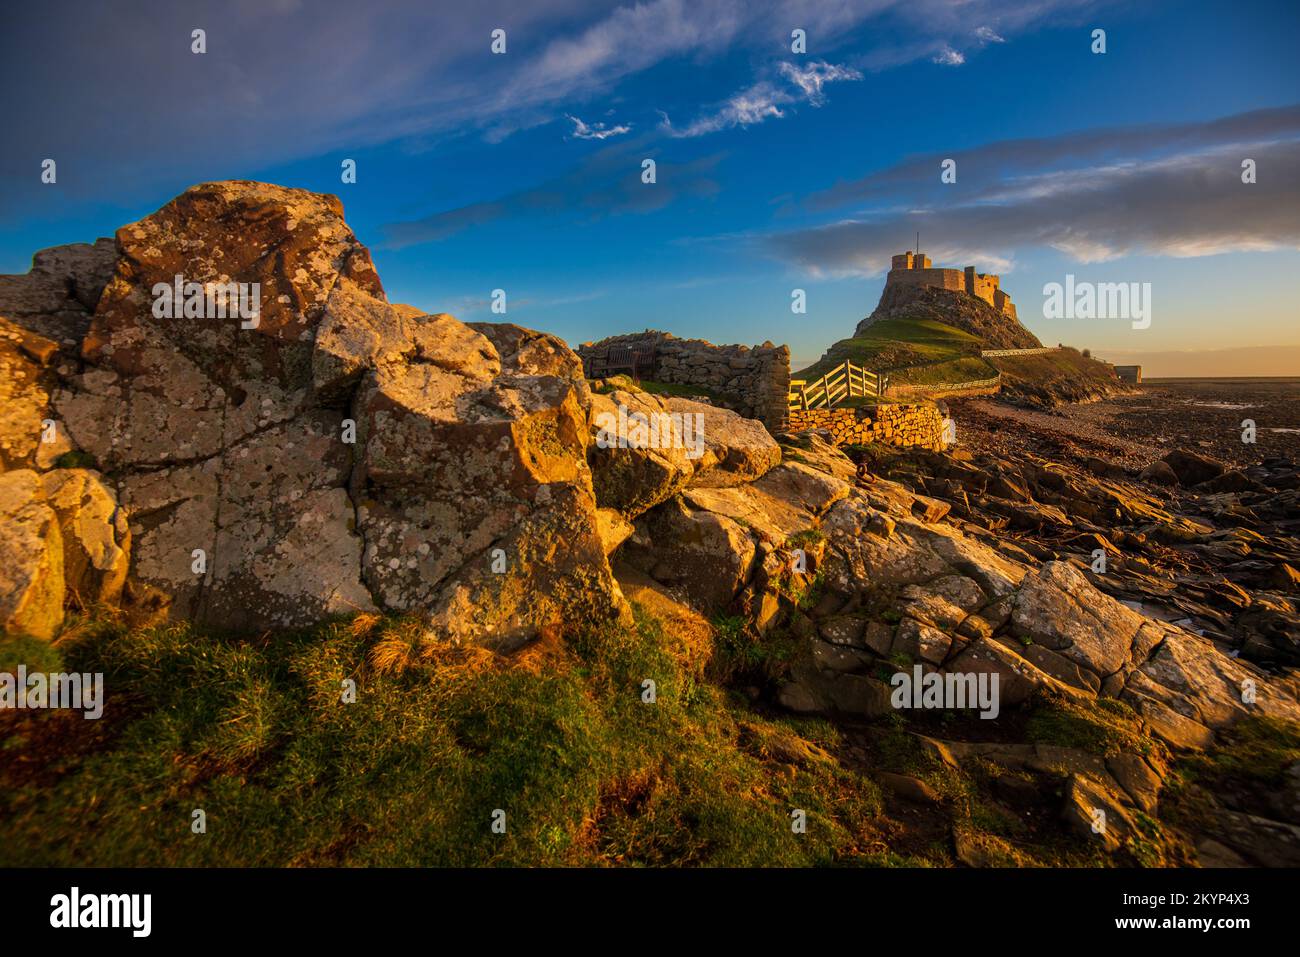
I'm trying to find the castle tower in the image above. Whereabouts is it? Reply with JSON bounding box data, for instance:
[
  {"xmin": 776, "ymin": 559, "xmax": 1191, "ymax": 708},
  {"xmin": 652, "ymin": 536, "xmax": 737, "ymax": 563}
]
[
  {"xmin": 964, "ymin": 265, "xmax": 975, "ymax": 295},
  {"xmin": 890, "ymin": 252, "xmax": 915, "ymax": 271},
  {"xmin": 914, "ymin": 252, "xmax": 931, "ymax": 269}
]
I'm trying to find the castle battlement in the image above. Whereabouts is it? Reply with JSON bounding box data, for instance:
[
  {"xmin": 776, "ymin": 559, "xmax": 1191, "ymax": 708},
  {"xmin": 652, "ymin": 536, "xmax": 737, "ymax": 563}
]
[{"xmin": 887, "ymin": 251, "xmax": 1017, "ymax": 320}]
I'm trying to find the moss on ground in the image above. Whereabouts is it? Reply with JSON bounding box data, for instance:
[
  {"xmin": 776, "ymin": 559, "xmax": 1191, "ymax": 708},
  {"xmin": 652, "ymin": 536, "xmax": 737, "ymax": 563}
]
[
  {"xmin": 0, "ymin": 609, "xmax": 882, "ymax": 866},
  {"xmin": 1025, "ymin": 693, "xmax": 1158, "ymax": 759},
  {"xmin": 2, "ymin": 615, "xmax": 1285, "ymax": 868}
]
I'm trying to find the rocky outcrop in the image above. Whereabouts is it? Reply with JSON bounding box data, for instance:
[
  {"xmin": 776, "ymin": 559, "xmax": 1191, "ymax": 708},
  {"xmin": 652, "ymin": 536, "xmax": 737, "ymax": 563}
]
[
  {"xmin": 0, "ymin": 470, "xmax": 65, "ymax": 639},
  {"xmin": 603, "ymin": 421, "xmax": 1300, "ymax": 757},
  {"xmin": 1, "ymin": 319, "xmax": 65, "ymax": 471},
  {"xmin": 987, "ymin": 347, "xmax": 1128, "ymax": 409},
  {"xmin": 857, "ymin": 284, "xmax": 1041, "ymax": 350},
  {"xmin": 0, "ymin": 467, "xmax": 129, "ymax": 638},
  {"xmin": 0, "ymin": 181, "xmax": 629, "ymax": 646},
  {"xmin": 587, "ymin": 389, "xmax": 781, "ymax": 519},
  {"xmin": 41, "ymin": 468, "xmax": 131, "ymax": 608},
  {"xmin": 0, "ymin": 239, "xmax": 116, "ymax": 354},
  {"xmin": 1161, "ymin": 448, "xmax": 1226, "ymax": 487}
]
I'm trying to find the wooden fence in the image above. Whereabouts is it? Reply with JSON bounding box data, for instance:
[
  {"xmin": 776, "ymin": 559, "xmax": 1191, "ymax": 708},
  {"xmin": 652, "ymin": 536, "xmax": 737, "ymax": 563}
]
[{"xmin": 788, "ymin": 359, "xmax": 879, "ymax": 411}]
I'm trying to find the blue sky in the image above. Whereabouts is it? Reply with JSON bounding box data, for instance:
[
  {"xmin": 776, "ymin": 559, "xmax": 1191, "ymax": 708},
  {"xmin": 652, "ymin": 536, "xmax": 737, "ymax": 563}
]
[{"xmin": 2, "ymin": 0, "xmax": 1298, "ymax": 374}]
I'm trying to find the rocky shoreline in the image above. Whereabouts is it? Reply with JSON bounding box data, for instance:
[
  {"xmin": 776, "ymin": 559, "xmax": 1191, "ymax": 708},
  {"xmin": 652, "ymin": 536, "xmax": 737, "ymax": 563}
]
[{"xmin": 2, "ymin": 182, "xmax": 1297, "ymax": 868}]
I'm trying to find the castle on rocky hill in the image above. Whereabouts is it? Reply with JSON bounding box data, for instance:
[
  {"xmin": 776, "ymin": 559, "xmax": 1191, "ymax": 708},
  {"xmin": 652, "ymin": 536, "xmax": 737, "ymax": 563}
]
[{"xmin": 887, "ymin": 251, "xmax": 1018, "ymax": 320}]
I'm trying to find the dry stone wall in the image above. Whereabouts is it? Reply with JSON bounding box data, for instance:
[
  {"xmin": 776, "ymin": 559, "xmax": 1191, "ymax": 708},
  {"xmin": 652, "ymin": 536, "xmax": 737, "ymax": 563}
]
[
  {"xmin": 885, "ymin": 376, "xmax": 1002, "ymax": 399},
  {"xmin": 786, "ymin": 403, "xmax": 946, "ymax": 450},
  {"xmin": 577, "ymin": 331, "xmax": 790, "ymax": 432}
]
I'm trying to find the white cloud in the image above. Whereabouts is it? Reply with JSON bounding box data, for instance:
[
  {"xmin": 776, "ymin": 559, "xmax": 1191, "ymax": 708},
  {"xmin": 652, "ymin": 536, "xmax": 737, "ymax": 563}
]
[
  {"xmin": 975, "ymin": 26, "xmax": 1006, "ymax": 44},
  {"xmin": 566, "ymin": 114, "xmax": 632, "ymax": 140},
  {"xmin": 663, "ymin": 59, "xmax": 861, "ymax": 137},
  {"xmin": 1, "ymin": 0, "xmax": 1099, "ymax": 212},
  {"xmin": 665, "ymin": 83, "xmax": 784, "ymax": 137},
  {"xmin": 932, "ymin": 46, "xmax": 965, "ymax": 66},
  {"xmin": 777, "ymin": 61, "xmax": 863, "ymax": 104},
  {"xmin": 765, "ymin": 128, "xmax": 1300, "ymax": 276}
]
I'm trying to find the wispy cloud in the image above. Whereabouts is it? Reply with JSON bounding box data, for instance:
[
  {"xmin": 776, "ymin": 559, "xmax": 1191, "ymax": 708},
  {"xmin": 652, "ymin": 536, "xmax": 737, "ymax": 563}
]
[
  {"xmin": 567, "ymin": 114, "xmax": 632, "ymax": 140},
  {"xmin": 764, "ymin": 107, "xmax": 1300, "ymax": 276},
  {"xmin": 0, "ymin": 0, "xmax": 1096, "ymax": 214},
  {"xmin": 382, "ymin": 140, "xmax": 722, "ymax": 248},
  {"xmin": 931, "ymin": 46, "xmax": 965, "ymax": 66},
  {"xmin": 777, "ymin": 61, "xmax": 863, "ymax": 102},
  {"xmin": 807, "ymin": 105, "xmax": 1300, "ymax": 210},
  {"xmin": 662, "ymin": 60, "xmax": 862, "ymax": 137}
]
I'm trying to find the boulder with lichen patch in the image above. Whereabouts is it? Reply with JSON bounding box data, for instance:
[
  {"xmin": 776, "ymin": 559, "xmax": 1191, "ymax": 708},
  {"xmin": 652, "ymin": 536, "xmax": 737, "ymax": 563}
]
[{"xmin": 1, "ymin": 181, "xmax": 631, "ymax": 645}]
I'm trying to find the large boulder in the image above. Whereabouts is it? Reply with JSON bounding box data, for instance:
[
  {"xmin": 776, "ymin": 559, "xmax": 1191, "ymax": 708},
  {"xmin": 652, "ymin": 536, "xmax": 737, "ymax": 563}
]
[
  {"xmin": 661, "ymin": 396, "xmax": 781, "ymax": 487},
  {"xmin": 0, "ymin": 317, "xmax": 61, "ymax": 471},
  {"xmin": 588, "ymin": 390, "xmax": 698, "ymax": 518},
  {"xmin": 622, "ymin": 495, "xmax": 757, "ymax": 611},
  {"xmin": 587, "ymin": 389, "xmax": 781, "ymax": 519},
  {"xmin": 1, "ymin": 181, "xmax": 629, "ymax": 646},
  {"xmin": 1009, "ymin": 561, "xmax": 1145, "ymax": 679},
  {"xmin": 682, "ymin": 461, "xmax": 850, "ymax": 545},
  {"xmin": 0, "ymin": 466, "xmax": 131, "ymax": 638},
  {"xmin": 41, "ymin": 468, "xmax": 131, "ymax": 608},
  {"xmin": 615, "ymin": 440, "xmax": 846, "ymax": 613},
  {"xmin": 1123, "ymin": 621, "xmax": 1300, "ymax": 734},
  {"xmin": 0, "ymin": 470, "xmax": 64, "ymax": 639},
  {"xmin": 353, "ymin": 319, "xmax": 624, "ymax": 648},
  {"xmin": 0, "ymin": 239, "xmax": 115, "ymax": 351},
  {"xmin": 1162, "ymin": 449, "xmax": 1225, "ymax": 487},
  {"xmin": 777, "ymin": 431, "xmax": 858, "ymax": 484}
]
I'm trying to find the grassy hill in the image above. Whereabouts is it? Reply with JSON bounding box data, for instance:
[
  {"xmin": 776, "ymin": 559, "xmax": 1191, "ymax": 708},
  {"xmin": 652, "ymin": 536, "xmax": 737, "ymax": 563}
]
[
  {"xmin": 989, "ymin": 347, "xmax": 1127, "ymax": 407},
  {"xmin": 794, "ymin": 317, "xmax": 982, "ymax": 380},
  {"xmin": 861, "ymin": 284, "xmax": 1042, "ymax": 350},
  {"xmin": 796, "ymin": 282, "xmax": 1126, "ymax": 405},
  {"xmin": 889, "ymin": 355, "xmax": 999, "ymax": 386}
]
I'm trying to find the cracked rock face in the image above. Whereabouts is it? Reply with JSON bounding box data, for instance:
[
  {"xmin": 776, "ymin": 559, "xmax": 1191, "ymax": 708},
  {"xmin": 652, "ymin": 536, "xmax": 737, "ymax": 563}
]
[
  {"xmin": 611, "ymin": 427, "xmax": 1300, "ymax": 748},
  {"xmin": 1, "ymin": 180, "xmax": 629, "ymax": 643},
  {"xmin": 0, "ymin": 470, "xmax": 65, "ymax": 639}
]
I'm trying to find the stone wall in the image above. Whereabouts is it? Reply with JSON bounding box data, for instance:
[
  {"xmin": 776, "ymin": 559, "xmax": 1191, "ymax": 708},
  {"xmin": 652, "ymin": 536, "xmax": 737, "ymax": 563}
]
[
  {"xmin": 578, "ymin": 330, "xmax": 791, "ymax": 431},
  {"xmin": 885, "ymin": 266, "xmax": 965, "ymax": 294},
  {"xmin": 786, "ymin": 403, "xmax": 946, "ymax": 450},
  {"xmin": 885, "ymin": 376, "xmax": 1002, "ymax": 399}
]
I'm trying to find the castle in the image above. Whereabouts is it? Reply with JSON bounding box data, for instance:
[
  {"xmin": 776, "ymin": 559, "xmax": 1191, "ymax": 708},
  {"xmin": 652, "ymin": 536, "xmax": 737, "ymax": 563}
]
[{"xmin": 887, "ymin": 251, "xmax": 1018, "ymax": 320}]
